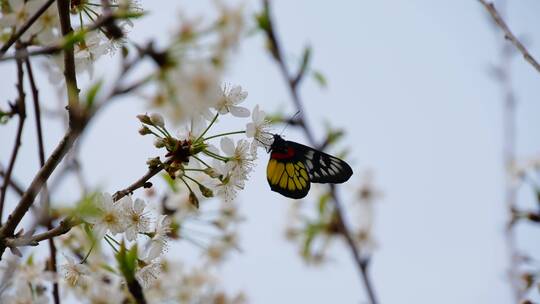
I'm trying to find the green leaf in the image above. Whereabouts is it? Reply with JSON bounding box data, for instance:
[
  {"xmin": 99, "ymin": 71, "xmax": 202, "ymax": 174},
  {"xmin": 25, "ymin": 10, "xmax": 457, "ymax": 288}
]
[
  {"xmin": 318, "ymin": 192, "xmax": 331, "ymax": 215},
  {"xmin": 85, "ymin": 80, "xmax": 103, "ymax": 110},
  {"xmin": 254, "ymin": 9, "xmax": 270, "ymax": 32},
  {"xmin": 302, "ymin": 222, "xmax": 322, "ymax": 258},
  {"xmin": 297, "ymin": 46, "xmax": 312, "ymax": 80},
  {"xmin": 62, "ymin": 30, "xmax": 87, "ymax": 49},
  {"xmin": 115, "ymin": 242, "xmax": 138, "ymax": 283},
  {"xmin": 312, "ymin": 70, "xmax": 328, "ymax": 88}
]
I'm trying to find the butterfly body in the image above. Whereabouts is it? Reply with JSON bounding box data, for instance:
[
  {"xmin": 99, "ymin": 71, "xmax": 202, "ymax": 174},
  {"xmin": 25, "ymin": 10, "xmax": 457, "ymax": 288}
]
[{"xmin": 266, "ymin": 134, "xmax": 353, "ymax": 199}]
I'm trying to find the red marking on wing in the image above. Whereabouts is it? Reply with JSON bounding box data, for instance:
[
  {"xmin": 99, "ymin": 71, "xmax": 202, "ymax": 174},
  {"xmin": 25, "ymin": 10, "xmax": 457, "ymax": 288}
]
[{"xmin": 271, "ymin": 147, "xmax": 295, "ymax": 159}]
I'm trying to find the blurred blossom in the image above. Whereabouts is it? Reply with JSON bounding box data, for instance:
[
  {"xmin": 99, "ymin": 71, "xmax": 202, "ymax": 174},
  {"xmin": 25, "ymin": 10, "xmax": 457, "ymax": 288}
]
[
  {"xmin": 0, "ymin": 0, "xmax": 42, "ymax": 41},
  {"xmin": 145, "ymin": 215, "xmax": 172, "ymax": 261},
  {"xmin": 61, "ymin": 255, "xmax": 90, "ymax": 287}
]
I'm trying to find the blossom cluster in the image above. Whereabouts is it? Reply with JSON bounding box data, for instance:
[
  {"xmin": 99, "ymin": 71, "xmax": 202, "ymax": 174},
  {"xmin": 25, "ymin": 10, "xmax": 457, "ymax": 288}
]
[{"xmin": 0, "ymin": 1, "xmax": 269, "ymax": 303}]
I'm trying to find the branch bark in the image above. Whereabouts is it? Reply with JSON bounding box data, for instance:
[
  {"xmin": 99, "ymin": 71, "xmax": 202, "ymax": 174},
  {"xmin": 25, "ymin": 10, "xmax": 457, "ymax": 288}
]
[
  {"xmin": 261, "ymin": 1, "xmax": 378, "ymax": 303},
  {"xmin": 478, "ymin": 0, "xmax": 540, "ymax": 75},
  {"xmin": 25, "ymin": 56, "xmax": 60, "ymax": 304},
  {"xmin": 0, "ymin": 53, "xmax": 27, "ymax": 223}
]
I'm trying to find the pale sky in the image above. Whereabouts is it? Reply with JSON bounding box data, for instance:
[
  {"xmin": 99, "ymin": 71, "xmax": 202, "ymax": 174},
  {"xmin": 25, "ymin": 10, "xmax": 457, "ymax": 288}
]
[{"xmin": 1, "ymin": 0, "xmax": 540, "ymax": 303}]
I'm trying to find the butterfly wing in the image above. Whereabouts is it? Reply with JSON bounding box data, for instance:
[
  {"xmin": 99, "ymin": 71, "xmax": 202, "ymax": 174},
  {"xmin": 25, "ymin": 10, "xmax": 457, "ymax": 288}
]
[
  {"xmin": 267, "ymin": 154, "xmax": 311, "ymax": 199},
  {"xmin": 288, "ymin": 141, "xmax": 353, "ymax": 184}
]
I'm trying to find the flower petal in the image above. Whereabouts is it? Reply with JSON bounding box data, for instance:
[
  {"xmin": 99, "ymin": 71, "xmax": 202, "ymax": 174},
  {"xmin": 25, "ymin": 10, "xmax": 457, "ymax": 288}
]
[
  {"xmin": 230, "ymin": 106, "xmax": 250, "ymax": 117},
  {"xmin": 220, "ymin": 137, "xmax": 235, "ymax": 155}
]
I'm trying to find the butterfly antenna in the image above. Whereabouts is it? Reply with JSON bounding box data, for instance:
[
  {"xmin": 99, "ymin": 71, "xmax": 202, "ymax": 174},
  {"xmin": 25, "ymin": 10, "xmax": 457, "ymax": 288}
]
[{"xmin": 279, "ymin": 111, "xmax": 301, "ymax": 136}]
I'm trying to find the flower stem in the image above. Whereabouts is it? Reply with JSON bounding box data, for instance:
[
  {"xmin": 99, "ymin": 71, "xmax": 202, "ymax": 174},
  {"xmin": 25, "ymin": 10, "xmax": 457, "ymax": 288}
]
[
  {"xmin": 80, "ymin": 238, "xmax": 96, "ymax": 264},
  {"xmin": 184, "ymin": 168, "xmax": 206, "ymax": 172},
  {"xmin": 193, "ymin": 155, "xmax": 211, "ymax": 168},
  {"xmin": 104, "ymin": 235, "xmax": 119, "ymax": 253},
  {"xmin": 203, "ymin": 150, "xmax": 229, "ymax": 162},
  {"xmin": 195, "ymin": 112, "xmax": 219, "ymax": 143},
  {"xmin": 184, "ymin": 174, "xmax": 205, "ymax": 188},
  {"xmin": 203, "ymin": 130, "xmax": 246, "ymax": 141},
  {"xmin": 179, "ymin": 177, "xmax": 194, "ymax": 193}
]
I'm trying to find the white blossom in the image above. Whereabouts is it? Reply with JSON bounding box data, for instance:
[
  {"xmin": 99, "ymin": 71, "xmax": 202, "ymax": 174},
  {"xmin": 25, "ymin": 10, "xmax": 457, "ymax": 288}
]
[
  {"xmin": 60, "ymin": 255, "xmax": 90, "ymax": 287},
  {"xmin": 145, "ymin": 215, "xmax": 172, "ymax": 260},
  {"xmin": 85, "ymin": 193, "xmax": 126, "ymax": 239},
  {"xmin": 0, "ymin": 282, "xmax": 48, "ymax": 304},
  {"xmin": 213, "ymin": 161, "xmax": 244, "ymax": 202},
  {"xmin": 246, "ymin": 105, "xmax": 273, "ymax": 157},
  {"xmin": 74, "ymin": 32, "xmax": 109, "ymax": 76},
  {"xmin": 215, "ymin": 84, "xmax": 249, "ymax": 117},
  {"xmin": 0, "ymin": 0, "xmax": 42, "ymax": 41},
  {"xmin": 166, "ymin": 61, "xmax": 222, "ymax": 123},
  {"xmin": 136, "ymin": 259, "xmax": 162, "ymax": 288},
  {"xmin": 119, "ymin": 196, "xmax": 151, "ymax": 241},
  {"xmin": 220, "ymin": 137, "xmax": 253, "ymax": 180}
]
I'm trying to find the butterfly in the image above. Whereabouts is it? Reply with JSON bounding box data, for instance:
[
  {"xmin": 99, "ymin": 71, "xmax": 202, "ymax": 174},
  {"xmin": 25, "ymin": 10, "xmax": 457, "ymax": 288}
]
[{"xmin": 266, "ymin": 134, "xmax": 353, "ymax": 199}]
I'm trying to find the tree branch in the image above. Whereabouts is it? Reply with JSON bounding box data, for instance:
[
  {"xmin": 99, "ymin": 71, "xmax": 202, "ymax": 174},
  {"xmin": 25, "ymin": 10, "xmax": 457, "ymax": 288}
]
[
  {"xmin": 0, "ymin": 168, "xmax": 25, "ymax": 198},
  {"xmin": 261, "ymin": 1, "xmax": 378, "ymax": 303},
  {"xmin": 0, "ymin": 53, "xmax": 27, "ymax": 223},
  {"xmin": 25, "ymin": 56, "xmax": 60, "ymax": 304},
  {"xmin": 4, "ymin": 218, "xmax": 78, "ymax": 248},
  {"xmin": 0, "ymin": 0, "xmax": 56, "ymax": 58},
  {"xmin": 56, "ymin": 0, "xmax": 80, "ymax": 108},
  {"xmin": 112, "ymin": 163, "xmax": 166, "ymax": 202},
  {"xmin": 478, "ymin": 0, "xmax": 540, "ymax": 74}
]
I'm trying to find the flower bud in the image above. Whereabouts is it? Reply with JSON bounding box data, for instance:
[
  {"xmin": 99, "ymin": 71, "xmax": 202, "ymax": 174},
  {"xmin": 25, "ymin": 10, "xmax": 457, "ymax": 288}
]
[
  {"xmin": 204, "ymin": 167, "xmax": 222, "ymax": 179},
  {"xmin": 175, "ymin": 169, "xmax": 184, "ymax": 179},
  {"xmin": 189, "ymin": 192, "xmax": 200, "ymax": 209},
  {"xmin": 150, "ymin": 113, "xmax": 165, "ymax": 128},
  {"xmin": 154, "ymin": 137, "xmax": 166, "ymax": 148},
  {"xmin": 146, "ymin": 157, "xmax": 161, "ymax": 168},
  {"xmin": 136, "ymin": 114, "xmax": 152, "ymax": 124},
  {"xmin": 198, "ymin": 184, "xmax": 214, "ymax": 198},
  {"xmin": 139, "ymin": 126, "xmax": 152, "ymax": 135}
]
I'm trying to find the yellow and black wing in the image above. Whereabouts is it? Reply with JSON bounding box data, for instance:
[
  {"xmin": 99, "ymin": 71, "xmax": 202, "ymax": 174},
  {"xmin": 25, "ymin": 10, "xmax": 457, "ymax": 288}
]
[
  {"xmin": 267, "ymin": 157, "xmax": 311, "ymax": 199},
  {"xmin": 266, "ymin": 135, "xmax": 353, "ymax": 199},
  {"xmin": 295, "ymin": 142, "xmax": 353, "ymax": 184}
]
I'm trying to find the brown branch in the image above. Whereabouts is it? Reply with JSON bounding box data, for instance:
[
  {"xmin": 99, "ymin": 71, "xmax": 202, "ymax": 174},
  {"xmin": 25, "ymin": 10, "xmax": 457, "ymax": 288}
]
[
  {"xmin": 0, "ymin": 169, "xmax": 24, "ymax": 198},
  {"xmin": 4, "ymin": 162, "xmax": 164, "ymax": 251},
  {"xmin": 478, "ymin": 0, "xmax": 540, "ymax": 74},
  {"xmin": 25, "ymin": 56, "xmax": 60, "ymax": 304},
  {"xmin": 0, "ymin": 0, "xmax": 56, "ymax": 58},
  {"xmin": 261, "ymin": 1, "xmax": 378, "ymax": 303},
  {"xmin": 0, "ymin": 126, "xmax": 83, "ymax": 258},
  {"xmin": 0, "ymin": 53, "xmax": 27, "ymax": 223},
  {"xmin": 112, "ymin": 163, "xmax": 165, "ymax": 202},
  {"xmin": 4, "ymin": 218, "xmax": 78, "ymax": 248},
  {"xmin": 57, "ymin": 0, "xmax": 80, "ymax": 108},
  {"xmin": 0, "ymin": 12, "xmax": 125, "ymax": 63}
]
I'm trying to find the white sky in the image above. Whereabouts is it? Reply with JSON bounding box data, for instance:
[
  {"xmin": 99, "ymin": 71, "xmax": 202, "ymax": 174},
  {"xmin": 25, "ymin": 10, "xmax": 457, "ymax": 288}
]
[{"xmin": 1, "ymin": 0, "xmax": 540, "ymax": 303}]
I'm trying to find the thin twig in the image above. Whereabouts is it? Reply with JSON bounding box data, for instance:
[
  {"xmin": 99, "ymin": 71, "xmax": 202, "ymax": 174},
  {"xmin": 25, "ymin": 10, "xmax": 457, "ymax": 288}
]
[
  {"xmin": 261, "ymin": 1, "xmax": 378, "ymax": 303},
  {"xmin": 0, "ymin": 168, "xmax": 24, "ymax": 198},
  {"xmin": 4, "ymin": 218, "xmax": 77, "ymax": 248},
  {"xmin": 0, "ymin": 127, "xmax": 83, "ymax": 259},
  {"xmin": 0, "ymin": 0, "xmax": 56, "ymax": 58},
  {"xmin": 112, "ymin": 163, "xmax": 166, "ymax": 202},
  {"xmin": 25, "ymin": 56, "xmax": 60, "ymax": 304},
  {"xmin": 0, "ymin": 53, "xmax": 27, "ymax": 224},
  {"xmin": 478, "ymin": 0, "xmax": 540, "ymax": 74}
]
